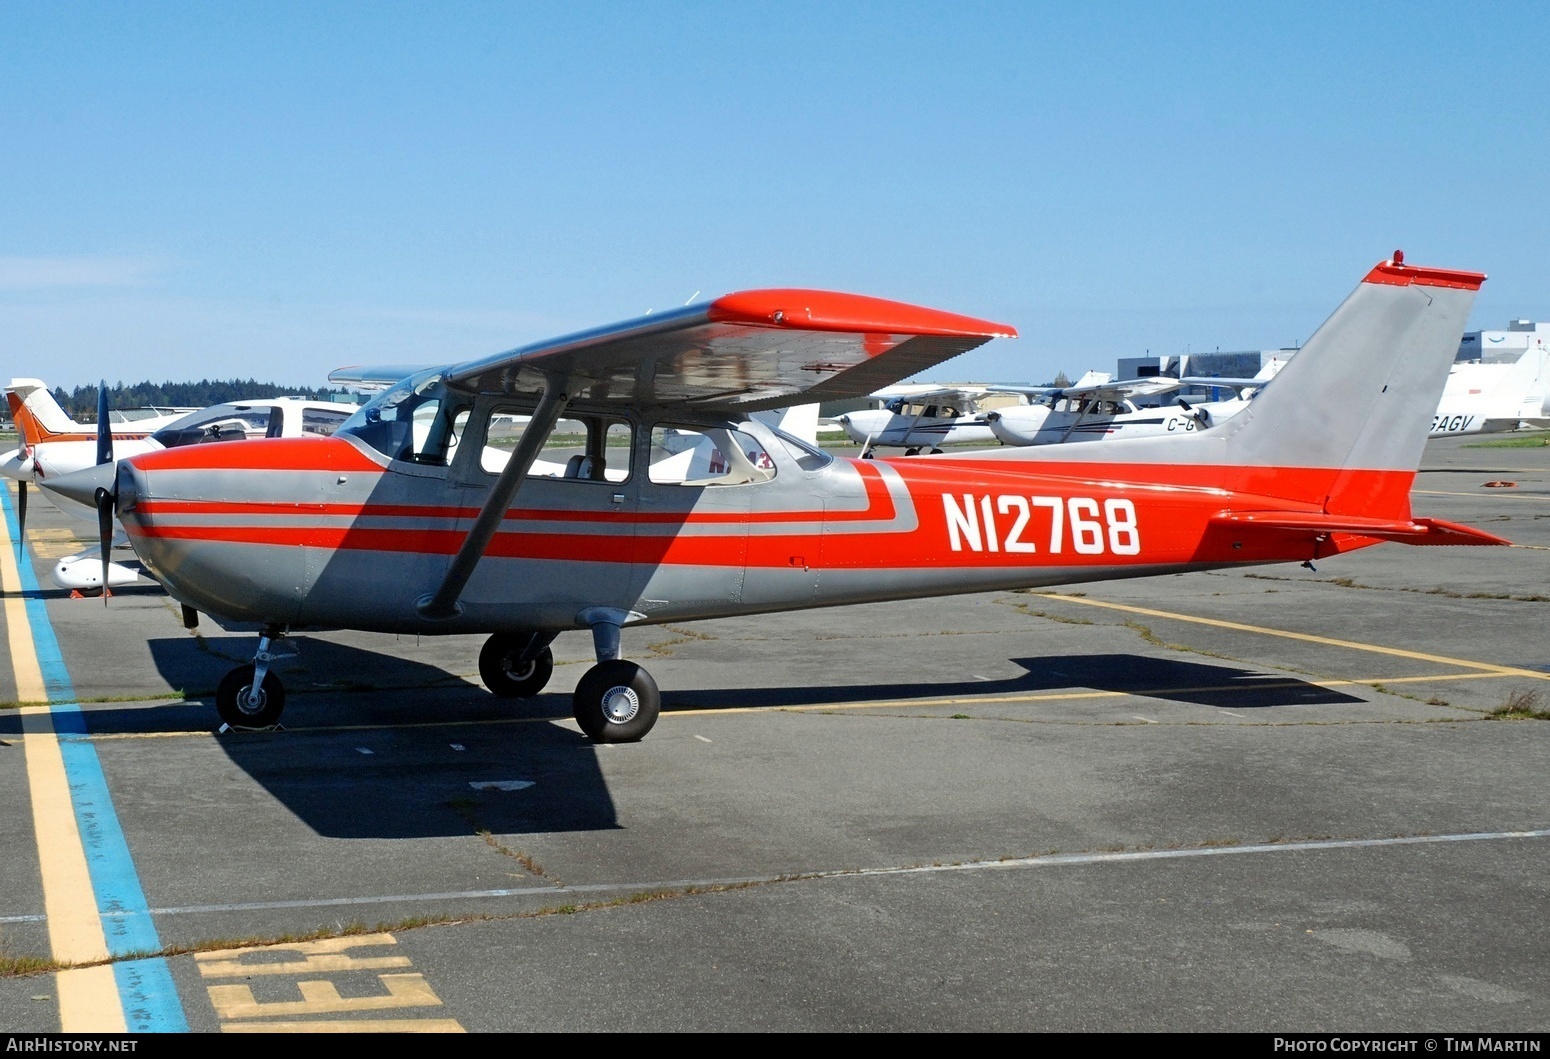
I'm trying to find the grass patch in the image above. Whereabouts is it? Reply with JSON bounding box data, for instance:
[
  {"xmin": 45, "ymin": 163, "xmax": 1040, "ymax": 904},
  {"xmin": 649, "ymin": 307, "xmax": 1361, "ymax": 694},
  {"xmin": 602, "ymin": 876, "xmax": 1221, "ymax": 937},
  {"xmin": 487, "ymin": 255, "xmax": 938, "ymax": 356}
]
[
  {"xmin": 1464, "ymin": 432, "xmax": 1550, "ymax": 448},
  {"xmin": 1488, "ymin": 688, "xmax": 1550, "ymax": 720},
  {"xmin": 0, "ymin": 953, "xmax": 64, "ymax": 977}
]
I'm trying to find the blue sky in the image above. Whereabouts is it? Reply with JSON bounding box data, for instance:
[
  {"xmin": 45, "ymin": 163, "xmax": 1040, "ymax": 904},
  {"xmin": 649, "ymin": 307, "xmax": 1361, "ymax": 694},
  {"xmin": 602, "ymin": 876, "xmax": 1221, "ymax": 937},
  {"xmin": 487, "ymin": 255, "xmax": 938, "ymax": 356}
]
[{"xmin": 3, "ymin": 1, "xmax": 1546, "ymax": 390}]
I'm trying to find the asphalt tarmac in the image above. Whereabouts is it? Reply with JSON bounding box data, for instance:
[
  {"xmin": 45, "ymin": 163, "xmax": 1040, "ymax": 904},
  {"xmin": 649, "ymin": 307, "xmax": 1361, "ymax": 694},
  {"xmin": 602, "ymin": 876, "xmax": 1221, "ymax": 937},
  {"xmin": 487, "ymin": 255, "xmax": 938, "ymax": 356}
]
[{"xmin": 1, "ymin": 435, "xmax": 1547, "ymax": 1033}]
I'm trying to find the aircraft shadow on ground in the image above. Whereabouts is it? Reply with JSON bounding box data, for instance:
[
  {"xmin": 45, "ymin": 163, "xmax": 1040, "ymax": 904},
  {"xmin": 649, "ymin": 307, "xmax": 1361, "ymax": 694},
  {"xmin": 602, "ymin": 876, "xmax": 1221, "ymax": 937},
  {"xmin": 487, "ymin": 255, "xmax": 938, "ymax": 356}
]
[
  {"xmin": 45, "ymin": 641, "xmax": 1359, "ymax": 840},
  {"xmin": 109, "ymin": 635, "xmax": 620, "ymax": 839},
  {"xmin": 661, "ymin": 652, "xmax": 1366, "ymax": 712}
]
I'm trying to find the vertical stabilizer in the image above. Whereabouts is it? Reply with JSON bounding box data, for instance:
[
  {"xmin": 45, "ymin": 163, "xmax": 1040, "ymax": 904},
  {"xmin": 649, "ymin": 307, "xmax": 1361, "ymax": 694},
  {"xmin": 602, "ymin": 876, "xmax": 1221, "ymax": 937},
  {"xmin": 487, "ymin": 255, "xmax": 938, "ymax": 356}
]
[
  {"xmin": 1218, "ymin": 257, "xmax": 1484, "ymax": 515},
  {"xmin": 5, "ymin": 379, "xmax": 87, "ymax": 442}
]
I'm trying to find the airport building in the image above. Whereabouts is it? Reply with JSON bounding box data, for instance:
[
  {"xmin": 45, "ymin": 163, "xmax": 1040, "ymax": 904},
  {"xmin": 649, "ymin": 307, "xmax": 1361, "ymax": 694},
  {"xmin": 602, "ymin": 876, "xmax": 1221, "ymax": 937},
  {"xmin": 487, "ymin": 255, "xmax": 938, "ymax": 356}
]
[
  {"xmin": 1114, "ymin": 319, "xmax": 1549, "ymax": 402},
  {"xmin": 1456, "ymin": 319, "xmax": 1550, "ymax": 364}
]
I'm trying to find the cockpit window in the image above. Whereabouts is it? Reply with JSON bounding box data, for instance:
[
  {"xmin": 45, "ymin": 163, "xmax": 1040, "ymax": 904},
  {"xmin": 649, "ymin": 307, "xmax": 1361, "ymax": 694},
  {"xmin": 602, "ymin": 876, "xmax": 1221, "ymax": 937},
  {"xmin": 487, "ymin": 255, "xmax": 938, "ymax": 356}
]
[{"xmin": 337, "ymin": 370, "xmax": 465, "ymax": 464}]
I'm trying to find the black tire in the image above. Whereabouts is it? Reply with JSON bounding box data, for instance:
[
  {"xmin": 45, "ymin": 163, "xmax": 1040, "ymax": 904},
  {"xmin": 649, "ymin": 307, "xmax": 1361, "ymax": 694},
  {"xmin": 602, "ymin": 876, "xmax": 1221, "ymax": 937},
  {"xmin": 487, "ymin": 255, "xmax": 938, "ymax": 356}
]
[
  {"xmin": 479, "ymin": 636, "xmax": 554, "ymax": 698},
  {"xmin": 929, "ymin": 447, "xmax": 944, "ymax": 454},
  {"xmin": 216, "ymin": 664, "xmax": 286, "ymax": 729},
  {"xmin": 572, "ymin": 660, "xmax": 660, "ymax": 743},
  {"xmin": 905, "ymin": 447, "xmax": 920, "ymax": 456},
  {"xmin": 861, "ymin": 451, "xmax": 875, "ymax": 459}
]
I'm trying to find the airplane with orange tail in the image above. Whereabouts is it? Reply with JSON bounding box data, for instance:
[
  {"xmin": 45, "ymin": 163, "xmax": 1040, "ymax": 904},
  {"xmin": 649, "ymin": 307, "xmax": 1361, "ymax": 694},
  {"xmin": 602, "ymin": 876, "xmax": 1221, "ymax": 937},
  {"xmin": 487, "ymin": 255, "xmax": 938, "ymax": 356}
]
[{"xmin": 44, "ymin": 255, "xmax": 1509, "ymax": 740}]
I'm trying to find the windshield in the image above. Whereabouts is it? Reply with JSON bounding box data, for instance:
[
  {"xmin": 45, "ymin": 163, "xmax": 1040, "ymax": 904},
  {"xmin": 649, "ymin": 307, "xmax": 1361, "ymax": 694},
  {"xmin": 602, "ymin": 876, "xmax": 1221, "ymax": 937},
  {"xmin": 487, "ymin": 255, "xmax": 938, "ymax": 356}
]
[
  {"xmin": 337, "ymin": 369, "xmax": 454, "ymax": 462},
  {"xmin": 151, "ymin": 404, "xmax": 274, "ymax": 447},
  {"xmin": 768, "ymin": 426, "xmax": 831, "ymax": 471}
]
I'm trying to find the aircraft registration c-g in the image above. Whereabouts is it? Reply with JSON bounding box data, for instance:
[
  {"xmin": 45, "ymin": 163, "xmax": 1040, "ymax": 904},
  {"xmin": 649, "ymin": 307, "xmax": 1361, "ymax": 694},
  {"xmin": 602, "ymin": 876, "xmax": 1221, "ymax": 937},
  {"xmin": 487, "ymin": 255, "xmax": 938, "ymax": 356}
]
[{"xmin": 55, "ymin": 256, "xmax": 1507, "ymax": 741}]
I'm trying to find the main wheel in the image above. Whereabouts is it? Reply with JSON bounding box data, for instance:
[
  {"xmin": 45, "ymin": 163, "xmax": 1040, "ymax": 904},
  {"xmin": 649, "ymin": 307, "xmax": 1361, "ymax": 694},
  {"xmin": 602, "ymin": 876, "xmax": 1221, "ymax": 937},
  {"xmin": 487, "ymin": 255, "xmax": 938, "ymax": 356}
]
[
  {"xmin": 216, "ymin": 664, "xmax": 286, "ymax": 729},
  {"xmin": 572, "ymin": 660, "xmax": 660, "ymax": 743},
  {"xmin": 479, "ymin": 636, "xmax": 555, "ymax": 697},
  {"xmin": 905, "ymin": 447, "xmax": 920, "ymax": 456}
]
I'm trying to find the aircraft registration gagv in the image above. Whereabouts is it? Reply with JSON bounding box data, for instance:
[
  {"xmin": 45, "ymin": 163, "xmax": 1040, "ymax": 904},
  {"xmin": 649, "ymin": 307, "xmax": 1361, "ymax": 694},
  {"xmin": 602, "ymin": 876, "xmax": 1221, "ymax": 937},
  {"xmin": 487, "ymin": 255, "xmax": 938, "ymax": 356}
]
[{"xmin": 44, "ymin": 255, "xmax": 1510, "ymax": 743}]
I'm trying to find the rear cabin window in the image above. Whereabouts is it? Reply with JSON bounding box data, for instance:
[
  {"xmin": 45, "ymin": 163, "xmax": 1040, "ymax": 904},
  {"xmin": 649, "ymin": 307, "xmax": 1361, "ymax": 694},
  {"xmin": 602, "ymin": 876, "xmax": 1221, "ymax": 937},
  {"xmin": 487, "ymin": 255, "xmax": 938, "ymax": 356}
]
[{"xmin": 647, "ymin": 425, "xmax": 776, "ymax": 486}]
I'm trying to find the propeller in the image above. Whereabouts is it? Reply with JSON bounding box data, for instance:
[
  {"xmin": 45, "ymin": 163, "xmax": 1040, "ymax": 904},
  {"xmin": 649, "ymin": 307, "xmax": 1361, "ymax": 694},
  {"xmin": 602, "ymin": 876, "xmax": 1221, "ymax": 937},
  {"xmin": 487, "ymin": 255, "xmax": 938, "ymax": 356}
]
[
  {"xmin": 14, "ymin": 437, "xmax": 31, "ymax": 548},
  {"xmin": 1177, "ymin": 398, "xmax": 1211, "ymax": 429},
  {"xmin": 94, "ymin": 382, "xmax": 113, "ymax": 606}
]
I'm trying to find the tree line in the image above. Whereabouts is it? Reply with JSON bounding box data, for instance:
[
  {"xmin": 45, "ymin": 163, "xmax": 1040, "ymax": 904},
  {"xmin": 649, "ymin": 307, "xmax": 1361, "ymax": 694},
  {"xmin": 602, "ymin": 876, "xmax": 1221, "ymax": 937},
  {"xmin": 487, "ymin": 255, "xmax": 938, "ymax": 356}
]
[{"xmin": 51, "ymin": 380, "xmax": 355, "ymax": 418}]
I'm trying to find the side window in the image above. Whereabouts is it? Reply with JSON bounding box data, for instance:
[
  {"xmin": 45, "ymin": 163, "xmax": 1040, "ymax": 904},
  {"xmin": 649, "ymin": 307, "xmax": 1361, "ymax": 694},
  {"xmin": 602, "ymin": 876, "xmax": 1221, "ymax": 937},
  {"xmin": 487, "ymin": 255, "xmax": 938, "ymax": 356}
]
[
  {"xmin": 480, "ymin": 408, "xmax": 632, "ymax": 482},
  {"xmin": 302, "ymin": 407, "xmax": 351, "ymax": 436},
  {"xmin": 648, "ymin": 425, "xmax": 776, "ymax": 486}
]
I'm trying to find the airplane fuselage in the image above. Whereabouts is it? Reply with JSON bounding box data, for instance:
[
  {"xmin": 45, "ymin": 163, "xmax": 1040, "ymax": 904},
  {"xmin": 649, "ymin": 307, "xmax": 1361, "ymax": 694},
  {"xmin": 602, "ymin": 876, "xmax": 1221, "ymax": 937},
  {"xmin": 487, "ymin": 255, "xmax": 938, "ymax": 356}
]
[
  {"xmin": 116, "ymin": 406, "xmax": 1399, "ymax": 638},
  {"xmin": 836, "ymin": 408, "xmax": 997, "ymax": 450}
]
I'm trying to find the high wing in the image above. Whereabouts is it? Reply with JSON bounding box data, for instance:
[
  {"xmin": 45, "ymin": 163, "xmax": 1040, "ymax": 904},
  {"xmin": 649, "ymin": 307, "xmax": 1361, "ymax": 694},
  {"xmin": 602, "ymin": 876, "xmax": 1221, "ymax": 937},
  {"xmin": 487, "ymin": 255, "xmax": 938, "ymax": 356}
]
[
  {"xmin": 424, "ymin": 291, "xmax": 1015, "ymax": 413},
  {"xmin": 328, "ymin": 364, "xmax": 438, "ymax": 391},
  {"xmin": 1052, "ymin": 376, "xmax": 1183, "ymax": 402},
  {"xmin": 1178, "ymin": 376, "xmax": 1268, "ymax": 394},
  {"xmin": 871, "ymin": 383, "xmax": 1055, "ymax": 406},
  {"xmin": 1179, "ymin": 357, "xmax": 1288, "ymax": 397}
]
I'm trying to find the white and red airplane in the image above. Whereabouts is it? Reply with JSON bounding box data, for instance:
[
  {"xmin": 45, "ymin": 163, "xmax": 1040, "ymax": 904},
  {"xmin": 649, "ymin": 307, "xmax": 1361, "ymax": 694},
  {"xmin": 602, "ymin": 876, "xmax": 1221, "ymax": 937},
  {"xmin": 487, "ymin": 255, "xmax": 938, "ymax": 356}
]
[
  {"xmin": 48, "ymin": 257, "xmax": 1506, "ymax": 740},
  {"xmin": 10, "ymin": 384, "xmax": 357, "ymax": 592}
]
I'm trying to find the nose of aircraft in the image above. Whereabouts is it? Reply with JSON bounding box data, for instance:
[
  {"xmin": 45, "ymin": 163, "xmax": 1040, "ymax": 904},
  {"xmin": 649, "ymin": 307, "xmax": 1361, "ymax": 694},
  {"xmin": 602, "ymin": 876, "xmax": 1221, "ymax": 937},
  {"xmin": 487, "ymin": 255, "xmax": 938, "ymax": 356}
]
[{"xmin": 36, "ymin": 460, "xmax": 116, "ymax": 511}]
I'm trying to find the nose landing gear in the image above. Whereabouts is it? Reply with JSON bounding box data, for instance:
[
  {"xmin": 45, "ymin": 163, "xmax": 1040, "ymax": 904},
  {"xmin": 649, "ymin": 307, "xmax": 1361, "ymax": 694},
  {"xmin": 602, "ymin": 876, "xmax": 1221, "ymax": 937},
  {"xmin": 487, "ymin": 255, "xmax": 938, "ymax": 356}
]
[{"xmin": 215, "ymin": 626, "xmax": 292, "ymax": 730}]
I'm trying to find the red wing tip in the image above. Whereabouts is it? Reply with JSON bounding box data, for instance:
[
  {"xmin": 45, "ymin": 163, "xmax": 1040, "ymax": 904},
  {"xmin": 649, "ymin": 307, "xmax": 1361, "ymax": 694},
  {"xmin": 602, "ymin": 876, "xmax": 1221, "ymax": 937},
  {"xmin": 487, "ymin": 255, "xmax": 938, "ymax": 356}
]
[
  {"xmin": 1362, "ymin": 259, "xmax": 1486, "ymax": 291},
  {"xmin": 709, "ymin": 289, "xmax": 1017, "ymax": 339}
]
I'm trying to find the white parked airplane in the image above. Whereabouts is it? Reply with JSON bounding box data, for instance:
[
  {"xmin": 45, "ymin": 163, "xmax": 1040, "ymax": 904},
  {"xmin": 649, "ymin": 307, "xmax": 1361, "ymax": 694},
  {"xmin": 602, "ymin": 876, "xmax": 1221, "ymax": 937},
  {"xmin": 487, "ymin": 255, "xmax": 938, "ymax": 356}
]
[
  {"xmin": 832, "ymin": 385, "xmax": 1028, "ymax": 455},
  {"xmin": 1429, "ymin": 344, "xmax": 1550, "ymax": 437},
  {"xmin": 7, "ymin": 382, "xmax": 357, "ymax": 592},
  {"xmin": 982, "ymin": 358, "xmax": 1291, "ymax": 447},
  {"xmin": 832, "ymin": 379, "xmax": 1119, "ymax": 455}
]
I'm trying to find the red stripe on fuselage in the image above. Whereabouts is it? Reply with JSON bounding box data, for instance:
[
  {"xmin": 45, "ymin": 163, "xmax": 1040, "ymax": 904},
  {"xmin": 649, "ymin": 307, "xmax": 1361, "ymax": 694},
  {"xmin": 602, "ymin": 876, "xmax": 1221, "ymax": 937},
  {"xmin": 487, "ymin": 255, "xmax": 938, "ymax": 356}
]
[{"xmin": 125, "ymin": 455, "xmax": 1415, "ymax": 570}]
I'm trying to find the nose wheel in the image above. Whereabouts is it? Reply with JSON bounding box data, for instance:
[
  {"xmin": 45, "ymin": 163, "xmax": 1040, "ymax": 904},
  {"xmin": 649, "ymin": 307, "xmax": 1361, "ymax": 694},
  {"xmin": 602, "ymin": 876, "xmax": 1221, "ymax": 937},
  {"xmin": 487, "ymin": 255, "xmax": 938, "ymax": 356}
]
[
  {"xmin": 215, "ymin": 627, "xmax": 291, "ymax": 730},
  {"xmin": 216, "ymin": 664, "xmax": 287, "ymax": 729},
  {"xmin": 573, "ymin": 660, "xmax": 660, "ymax": 743}
]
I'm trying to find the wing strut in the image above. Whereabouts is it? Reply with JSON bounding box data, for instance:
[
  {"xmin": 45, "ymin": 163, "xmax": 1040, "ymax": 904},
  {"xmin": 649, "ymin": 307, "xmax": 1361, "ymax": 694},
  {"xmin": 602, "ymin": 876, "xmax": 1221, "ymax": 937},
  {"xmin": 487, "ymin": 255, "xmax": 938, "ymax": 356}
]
[{"xmin": 417, "ymin": 379, "xmax": 571, "ymax": 620}]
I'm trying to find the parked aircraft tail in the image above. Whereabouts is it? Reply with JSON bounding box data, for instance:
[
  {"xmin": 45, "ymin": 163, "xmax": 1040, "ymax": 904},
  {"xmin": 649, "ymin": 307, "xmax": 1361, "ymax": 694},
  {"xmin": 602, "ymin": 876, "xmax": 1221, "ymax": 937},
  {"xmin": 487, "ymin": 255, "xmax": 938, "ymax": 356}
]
[
  {"xmin": 1214, "ymin": 255, "xmax": 1483, "ymax": 520},
  {"xmin": 1487, "ymin": 344, "xmax": 1550, "ymax": 425},
  {"xmin": 6, "ymin": 378, "xmax": 88, "ymax": 444},
  {"xmin": 975, "ymin": 254, "xmax": 1499, "ymax": 546}
]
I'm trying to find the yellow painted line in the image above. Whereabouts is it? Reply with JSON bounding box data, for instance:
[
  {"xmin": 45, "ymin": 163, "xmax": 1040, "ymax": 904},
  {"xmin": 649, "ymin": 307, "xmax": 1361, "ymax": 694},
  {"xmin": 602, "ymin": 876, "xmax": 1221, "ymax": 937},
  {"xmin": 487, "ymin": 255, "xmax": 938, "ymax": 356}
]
[
  {"xmin": 222, "ymin": 1019, "xmax": 465, "ymax": 1033},
  {"xmin": 2, "ymin": 491, "xmax": 126, "ymax": 1032},
  {"xmin": 1344, "ymin": 672, "xmax": 1506, "ymax": 686},
  {"xmin": 1045, "ymin": 595, "xmax": 1550, "ymax": 680},
  {"xmin": 1, "ymin": 534, "xmax": 47, "ymax": 706}
]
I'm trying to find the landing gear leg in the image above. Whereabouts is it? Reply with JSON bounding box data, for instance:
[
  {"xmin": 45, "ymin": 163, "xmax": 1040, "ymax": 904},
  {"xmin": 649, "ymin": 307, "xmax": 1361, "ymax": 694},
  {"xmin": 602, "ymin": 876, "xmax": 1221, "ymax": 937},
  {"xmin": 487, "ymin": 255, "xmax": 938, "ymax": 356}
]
[
  {"xmin": 216, "ymin": 624, "xmax": 290, "ymax": 729},
  {"xmin": 572, "ymin": 613, "xmax": 660, "ymax": 743}
]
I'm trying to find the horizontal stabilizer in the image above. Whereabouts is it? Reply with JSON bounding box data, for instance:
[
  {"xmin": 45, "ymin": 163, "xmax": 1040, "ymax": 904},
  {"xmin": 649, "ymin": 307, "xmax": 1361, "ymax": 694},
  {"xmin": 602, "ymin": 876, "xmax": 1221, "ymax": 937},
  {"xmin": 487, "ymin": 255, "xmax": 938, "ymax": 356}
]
[{"xmin": 1211, "ymin": 511, "xmax": 1511, "ymax": 546}]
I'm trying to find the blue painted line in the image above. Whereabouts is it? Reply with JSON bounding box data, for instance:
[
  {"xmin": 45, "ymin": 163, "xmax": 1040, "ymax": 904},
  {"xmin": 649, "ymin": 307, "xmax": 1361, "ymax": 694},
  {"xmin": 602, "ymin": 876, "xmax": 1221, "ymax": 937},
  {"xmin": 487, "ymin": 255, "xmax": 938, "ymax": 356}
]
[{"xmin": 2, "ymin": 486, "xmax": 188, "ymax": 1032}]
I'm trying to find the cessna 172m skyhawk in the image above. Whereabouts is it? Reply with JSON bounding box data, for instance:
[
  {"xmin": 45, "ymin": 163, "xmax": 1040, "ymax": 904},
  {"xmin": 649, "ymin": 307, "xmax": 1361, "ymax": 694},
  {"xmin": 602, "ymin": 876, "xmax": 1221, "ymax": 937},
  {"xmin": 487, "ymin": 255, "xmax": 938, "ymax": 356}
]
[{"xmin": 47, "ymin": 256, "xmax": 1507, "ymax": 741}]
